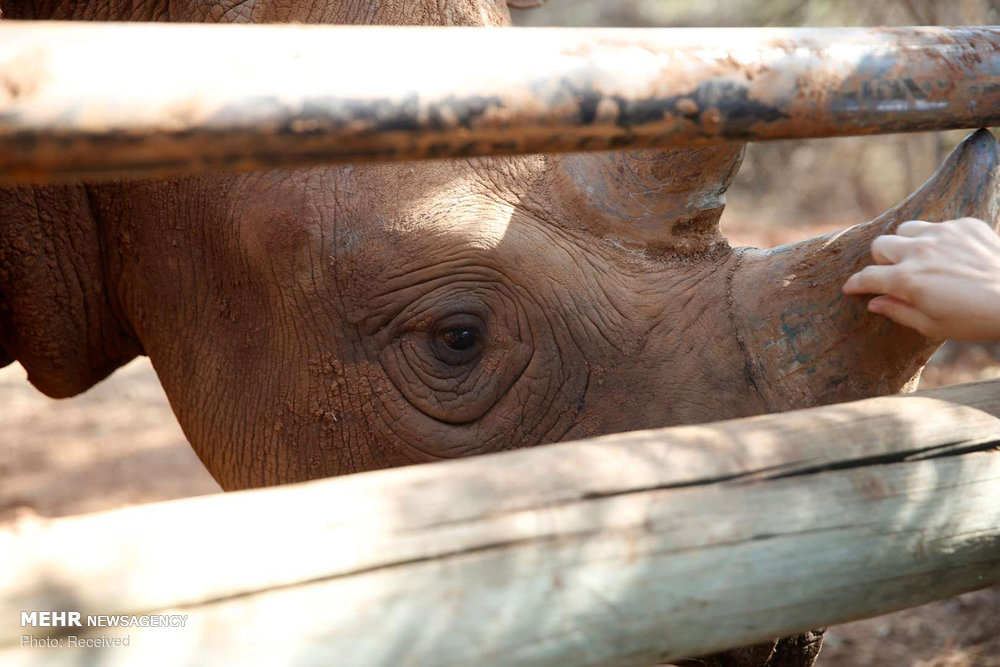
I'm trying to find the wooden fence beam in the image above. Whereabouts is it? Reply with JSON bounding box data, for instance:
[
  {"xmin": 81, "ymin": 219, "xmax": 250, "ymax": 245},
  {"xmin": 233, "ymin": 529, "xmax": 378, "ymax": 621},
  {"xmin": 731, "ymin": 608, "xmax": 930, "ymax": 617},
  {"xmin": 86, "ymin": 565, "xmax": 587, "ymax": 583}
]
[
  {"xmin": 2, "ymin": 380, "xmax": 1000, "ymax": 665},
  {"xmin": 1, "ymin": 23, "xmax": 999, "ymax": 182}
]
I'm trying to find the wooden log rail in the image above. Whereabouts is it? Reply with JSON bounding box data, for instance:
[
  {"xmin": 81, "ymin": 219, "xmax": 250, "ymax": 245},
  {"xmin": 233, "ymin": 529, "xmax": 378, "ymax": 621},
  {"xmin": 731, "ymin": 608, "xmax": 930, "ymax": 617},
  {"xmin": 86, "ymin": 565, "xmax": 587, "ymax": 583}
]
[
  {"xmin": 2, "ymin": 380, "xmax": 999, "ymax": 666},
  {"xmin": 1, "ymin": 23, "xmax": 999, "ymax": 182}
]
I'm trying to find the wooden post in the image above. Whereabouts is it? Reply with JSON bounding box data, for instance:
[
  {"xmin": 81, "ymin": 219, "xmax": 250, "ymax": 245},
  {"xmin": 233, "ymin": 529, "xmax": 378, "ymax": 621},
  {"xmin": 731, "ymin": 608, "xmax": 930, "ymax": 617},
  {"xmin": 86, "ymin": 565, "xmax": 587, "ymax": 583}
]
[
  {"xmin": 2, "ymin": 380, "xmax": 1000, "ymax": 665},
  {"xmin": 1, "ymin": 23, "xmax": 999, "ymax": 181}
]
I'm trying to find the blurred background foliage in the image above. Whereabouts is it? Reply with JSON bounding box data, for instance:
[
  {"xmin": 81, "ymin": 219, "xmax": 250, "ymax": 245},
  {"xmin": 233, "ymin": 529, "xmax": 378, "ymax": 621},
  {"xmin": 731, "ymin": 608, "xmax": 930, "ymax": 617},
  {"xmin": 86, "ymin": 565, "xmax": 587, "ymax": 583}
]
[{"xmin": 514, "ymin": 0, "xmax": 1000, "ymax": 246}]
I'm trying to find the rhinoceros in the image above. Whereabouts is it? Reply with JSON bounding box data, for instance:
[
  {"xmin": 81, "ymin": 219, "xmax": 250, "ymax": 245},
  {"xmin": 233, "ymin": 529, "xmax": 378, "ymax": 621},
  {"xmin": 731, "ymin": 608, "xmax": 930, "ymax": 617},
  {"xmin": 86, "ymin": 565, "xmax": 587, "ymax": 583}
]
[{"xmin": 1, "ymin": 0, "xmax": 998, "ymax": 665}]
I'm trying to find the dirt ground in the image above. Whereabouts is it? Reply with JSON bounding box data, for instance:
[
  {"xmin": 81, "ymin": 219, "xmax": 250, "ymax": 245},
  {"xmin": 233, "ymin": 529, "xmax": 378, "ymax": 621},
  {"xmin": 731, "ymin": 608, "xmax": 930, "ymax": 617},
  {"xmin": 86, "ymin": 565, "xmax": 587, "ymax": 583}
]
[{"xmin": 0, "ymin": 359, "xmax": 220, "ymax": 523}]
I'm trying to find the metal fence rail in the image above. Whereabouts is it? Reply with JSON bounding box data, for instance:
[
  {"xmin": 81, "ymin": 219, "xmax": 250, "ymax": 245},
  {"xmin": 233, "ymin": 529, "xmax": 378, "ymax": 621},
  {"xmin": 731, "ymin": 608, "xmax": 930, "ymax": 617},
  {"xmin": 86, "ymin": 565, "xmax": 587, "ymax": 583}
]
[
  {"xmin": 3, "ymin": 380, "xmax": 1000, "ymax": 666},
  {"xmin": 1, "ymin": 22, "xmax": 999, "ymax": 181}
]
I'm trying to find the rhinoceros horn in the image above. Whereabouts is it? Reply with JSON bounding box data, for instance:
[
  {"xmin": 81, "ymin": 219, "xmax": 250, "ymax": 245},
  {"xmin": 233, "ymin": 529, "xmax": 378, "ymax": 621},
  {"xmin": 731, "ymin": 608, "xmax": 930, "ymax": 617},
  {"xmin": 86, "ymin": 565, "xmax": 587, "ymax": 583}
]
[{"xmin": 731, "ymin": 129, "xmax": 1000, "ymax": 411}]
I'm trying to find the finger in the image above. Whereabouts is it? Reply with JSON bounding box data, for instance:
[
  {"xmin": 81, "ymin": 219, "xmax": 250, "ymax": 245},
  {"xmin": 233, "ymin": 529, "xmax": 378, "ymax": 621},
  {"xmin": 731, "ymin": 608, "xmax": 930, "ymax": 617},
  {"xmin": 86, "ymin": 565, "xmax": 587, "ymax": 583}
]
[
  {"xmin": 954, "ymin": 216, "xmax": 999, "ymax": 238},
  {"xmin": 895, "ymin": 220, "xmax": 938, "ymax": 237},
  {"xmin": 867, "ymin": 295, "xmax": 938, "ymax": 336},
  {"xmin": 842, "ymin": 265, "xmax": 901, "ymax": 295},
  {"xmin": 870, "ymin": 234, "xmax": 916, "ymax": 265}
]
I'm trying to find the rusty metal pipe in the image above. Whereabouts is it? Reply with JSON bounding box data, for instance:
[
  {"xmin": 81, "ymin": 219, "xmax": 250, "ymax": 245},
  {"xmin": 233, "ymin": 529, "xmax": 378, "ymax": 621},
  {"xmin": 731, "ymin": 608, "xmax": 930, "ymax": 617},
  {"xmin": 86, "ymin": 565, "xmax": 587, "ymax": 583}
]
[{"xmin": 1, "ymin": 22, "xmax": 999, "ymax": 182}]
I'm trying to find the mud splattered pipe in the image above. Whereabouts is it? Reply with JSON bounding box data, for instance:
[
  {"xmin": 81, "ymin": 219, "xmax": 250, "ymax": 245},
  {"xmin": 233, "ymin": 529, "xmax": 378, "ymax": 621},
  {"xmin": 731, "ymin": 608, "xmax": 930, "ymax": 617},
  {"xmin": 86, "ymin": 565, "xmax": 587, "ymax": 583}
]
[{"xmin": 1, "ymin": 22, "xmax": 999, "ymax": 182}]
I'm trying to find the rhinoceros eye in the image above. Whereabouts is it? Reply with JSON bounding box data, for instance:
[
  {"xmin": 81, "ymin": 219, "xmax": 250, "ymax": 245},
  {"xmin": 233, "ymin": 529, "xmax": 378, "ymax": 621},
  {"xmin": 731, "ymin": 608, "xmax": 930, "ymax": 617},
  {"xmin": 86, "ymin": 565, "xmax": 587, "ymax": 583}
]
[
  {"xmin": 432, "ymin": 316, "xmax": 484, "ymax": 366},
  {"xmin": 441, "ymin": 326, "xmax": 478, "ymax": 351},
  {"xmin": 379, "ymin": 284, "xmax": 532, "ymax": 425}
]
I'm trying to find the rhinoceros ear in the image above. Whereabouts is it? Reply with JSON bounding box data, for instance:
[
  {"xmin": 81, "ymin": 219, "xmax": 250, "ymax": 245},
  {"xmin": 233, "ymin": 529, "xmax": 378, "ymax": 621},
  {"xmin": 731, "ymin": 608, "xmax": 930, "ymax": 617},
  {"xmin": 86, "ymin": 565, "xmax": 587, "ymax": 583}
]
[
  {"xmin": 731, "ymin": 129, "xmax": 1000, "ymax": 412},
  {"xmin": 0, "ymin": 184, "xmax": 143, "ymax": 397},
  {"xmin": 555, "ymin": 145, "xmax": 746, "ymax": 256}
]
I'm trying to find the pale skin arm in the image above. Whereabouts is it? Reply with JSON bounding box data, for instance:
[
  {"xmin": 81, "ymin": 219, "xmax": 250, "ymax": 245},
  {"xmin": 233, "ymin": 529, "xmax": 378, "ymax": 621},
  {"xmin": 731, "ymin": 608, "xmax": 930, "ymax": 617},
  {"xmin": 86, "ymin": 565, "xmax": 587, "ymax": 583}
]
[{"xmin": 842, "ymin": 217, "xmax": 1000, "ymax": 341}]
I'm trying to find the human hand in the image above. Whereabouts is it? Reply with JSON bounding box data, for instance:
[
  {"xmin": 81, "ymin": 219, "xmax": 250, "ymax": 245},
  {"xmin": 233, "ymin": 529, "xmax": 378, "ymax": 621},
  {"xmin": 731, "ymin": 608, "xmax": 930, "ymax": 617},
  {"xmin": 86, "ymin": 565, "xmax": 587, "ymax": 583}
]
[{"xmin": 842, "ymin": 217, "xmax": 1000, "ymax": 340}]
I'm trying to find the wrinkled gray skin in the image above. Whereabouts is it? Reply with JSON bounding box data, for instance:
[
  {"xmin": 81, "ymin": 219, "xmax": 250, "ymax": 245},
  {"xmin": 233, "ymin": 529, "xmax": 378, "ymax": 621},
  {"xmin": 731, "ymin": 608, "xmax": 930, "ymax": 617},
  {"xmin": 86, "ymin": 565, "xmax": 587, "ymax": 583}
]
[{"xmin": 4, "ymin": 1, "xmax": 997, "ymax": 665}]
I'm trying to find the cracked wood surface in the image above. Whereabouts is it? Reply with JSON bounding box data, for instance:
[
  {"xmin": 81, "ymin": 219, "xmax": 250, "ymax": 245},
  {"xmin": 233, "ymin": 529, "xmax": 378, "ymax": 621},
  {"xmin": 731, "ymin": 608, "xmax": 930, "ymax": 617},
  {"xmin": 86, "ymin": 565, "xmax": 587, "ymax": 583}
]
[
  {"xmin": 2, "ymin": 380, "xmax": 1000, "ymax": 665},
  {"xmin": 1, "ymin": 23, "xmax": 999, "ymax": 182}
]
